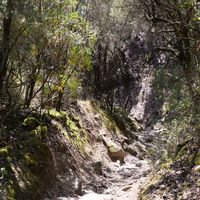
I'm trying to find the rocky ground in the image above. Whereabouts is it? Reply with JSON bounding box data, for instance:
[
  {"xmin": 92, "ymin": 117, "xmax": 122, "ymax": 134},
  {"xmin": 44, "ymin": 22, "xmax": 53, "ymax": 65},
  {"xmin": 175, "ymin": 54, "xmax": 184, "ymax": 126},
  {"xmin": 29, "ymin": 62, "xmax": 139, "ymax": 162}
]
[
  {"xmin": 54, "ymin": 153, "xmax": 151, "ymax": 200},
  {"xmin": 41, "ymin": 100, "xmax": 152, "ymax": 200},
  {"xmin": 3, "ymin": 99, "xmax": 198, "ymax": 200}
]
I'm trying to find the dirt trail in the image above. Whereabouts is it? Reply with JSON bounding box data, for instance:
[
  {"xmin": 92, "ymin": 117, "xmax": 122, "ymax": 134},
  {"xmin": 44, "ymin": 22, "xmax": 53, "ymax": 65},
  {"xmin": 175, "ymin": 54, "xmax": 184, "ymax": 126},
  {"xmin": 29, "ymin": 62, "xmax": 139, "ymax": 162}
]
[
  {"xmin": 102, "ymin": 155, "xmax": 150, "ymax": 200},
  {"xmin": 54, "ymin": 101, "xmax": 151, "ymax": 200},
  {"xmin": 57, "ymin": 154, "xmax": 150, "ymax": 200}
]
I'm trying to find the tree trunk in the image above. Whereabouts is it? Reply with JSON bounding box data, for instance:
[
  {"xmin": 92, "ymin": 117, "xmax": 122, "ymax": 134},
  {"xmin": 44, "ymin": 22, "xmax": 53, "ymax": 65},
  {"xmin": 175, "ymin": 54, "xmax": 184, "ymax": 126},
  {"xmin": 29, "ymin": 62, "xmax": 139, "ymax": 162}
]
[
  {"xmin": 0, "ymin": 0, "xmax": 13, "ymax": 93},
  {"xmin": 55, "ymin": 91, "xmax": 63, "ymax": 112},
  {"xmin": 24, "ymin": 68, "xmax": 37, "ymax": 108}
]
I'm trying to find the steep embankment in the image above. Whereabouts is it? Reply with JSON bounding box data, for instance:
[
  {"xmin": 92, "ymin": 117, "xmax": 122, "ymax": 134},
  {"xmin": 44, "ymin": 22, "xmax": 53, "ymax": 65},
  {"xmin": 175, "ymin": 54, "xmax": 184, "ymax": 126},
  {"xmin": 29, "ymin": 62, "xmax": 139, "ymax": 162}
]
[
  {"xmin": 0, "ymin": 100, "xmax": 151, "ymax": 200},
  {"xmin": 139, "ymin": 138, "xmax": 200, "ymax": 200}
]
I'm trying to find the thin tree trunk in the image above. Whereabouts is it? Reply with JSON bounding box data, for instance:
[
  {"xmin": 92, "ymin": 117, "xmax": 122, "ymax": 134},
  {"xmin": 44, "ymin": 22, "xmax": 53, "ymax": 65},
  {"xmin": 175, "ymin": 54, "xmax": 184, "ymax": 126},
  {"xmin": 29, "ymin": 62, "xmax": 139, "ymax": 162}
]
[
  {"xmin": 55, "ymin": 90, "xmax": 63, "ymax": 111},
  {"xmin": 24, "ymin": 67, "xmax": 38, "ymax": 108}
]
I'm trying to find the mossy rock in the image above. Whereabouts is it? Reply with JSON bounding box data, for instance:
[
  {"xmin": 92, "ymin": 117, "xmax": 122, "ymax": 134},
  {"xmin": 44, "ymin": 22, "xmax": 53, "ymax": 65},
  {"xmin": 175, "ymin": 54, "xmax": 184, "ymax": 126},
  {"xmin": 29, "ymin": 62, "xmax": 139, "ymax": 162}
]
[
  {"xmin": 0, "ymin": 110, "xmax": 55, "ymax": 200},
  {"xmin": 60, "ymin": 111, "xmax": 67, "ymax": 118},
  {"xmin": 64, "ymin": 115, "xmax": 89, "ymax": 152},
  {"xmin": 30, "ymin": 125, "xmax": 48, "ymax": 140},
  {"xmin": 23, "ymin": 117, "xmax": 40, "ymax": 130},
  {"xmin": 23, "ymin": 140, "xmax": 50, "ymax": 175},
  {"xmin": 46, "ymin": 109, "xmax": 62, "ymax": 119},
  {"xmin": 0, "ymin": 145, "xmax": 12, "ymax": 156},
  {"xmin": 107, "ymin": 142, "xmax": 121, "ymax": 153},
  {"xmin": 103, "ymin": 140, "xmax": 125, "ymax": 164},
  {"xmin": 69, "ymin": 129, "xmax": 89, "ymax": 152}
]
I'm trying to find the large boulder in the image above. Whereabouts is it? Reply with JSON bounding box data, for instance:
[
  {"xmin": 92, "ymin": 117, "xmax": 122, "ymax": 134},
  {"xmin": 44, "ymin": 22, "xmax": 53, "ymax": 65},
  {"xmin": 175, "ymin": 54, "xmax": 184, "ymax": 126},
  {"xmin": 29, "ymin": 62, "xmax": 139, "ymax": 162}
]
[{"xmin": 103, "ymin": 138, "xmax": 125, "ymax": 164}]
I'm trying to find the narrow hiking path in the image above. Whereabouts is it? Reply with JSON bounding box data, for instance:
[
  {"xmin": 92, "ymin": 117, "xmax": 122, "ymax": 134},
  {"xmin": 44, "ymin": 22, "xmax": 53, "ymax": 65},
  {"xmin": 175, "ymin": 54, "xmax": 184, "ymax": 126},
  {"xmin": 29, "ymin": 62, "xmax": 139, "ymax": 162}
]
[
  {"xmin": 57, "ymin": 151, "xmax": 151, "ymax": 200},
  {"xmin": 42, "ymin": 100, "xmax": 155, "ymax": 200},
  {"xmin": 101, "ymin": 155, "xmax": 150, "ymax": 200},
  {"xmin": 51, "ymin": 119, "xmax": 168, "ymax": 200},
  {"xmin": 56, "ymin": 158, "xmax": 150, "ymax": 200}
]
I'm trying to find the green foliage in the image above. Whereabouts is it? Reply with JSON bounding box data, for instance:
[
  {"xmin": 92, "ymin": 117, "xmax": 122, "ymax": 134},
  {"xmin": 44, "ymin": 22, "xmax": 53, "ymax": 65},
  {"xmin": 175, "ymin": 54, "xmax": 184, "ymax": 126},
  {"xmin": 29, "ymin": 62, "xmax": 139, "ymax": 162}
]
[
  {"xmin": 151, "ymin": 63, "xmax": 198, "ymax": 161},
  {"xmin": 67, "ymin": 76, "xmax": 81, "ymax": 98},
  {"xmin": 1, "ymin": 0, "xmax": 97, "ymax": 108},
  {"xmin": 178, "ymin": 0, "xmax": 196, "ymax": 8}
]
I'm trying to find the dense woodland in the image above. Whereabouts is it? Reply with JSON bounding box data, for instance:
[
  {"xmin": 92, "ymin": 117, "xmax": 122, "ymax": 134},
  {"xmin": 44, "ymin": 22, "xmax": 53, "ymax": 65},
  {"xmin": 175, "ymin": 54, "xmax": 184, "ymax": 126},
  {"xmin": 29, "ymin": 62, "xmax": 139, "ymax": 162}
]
[{"xmin": 0, "ymin": 0, "xmax": 200, "ymax": 200}]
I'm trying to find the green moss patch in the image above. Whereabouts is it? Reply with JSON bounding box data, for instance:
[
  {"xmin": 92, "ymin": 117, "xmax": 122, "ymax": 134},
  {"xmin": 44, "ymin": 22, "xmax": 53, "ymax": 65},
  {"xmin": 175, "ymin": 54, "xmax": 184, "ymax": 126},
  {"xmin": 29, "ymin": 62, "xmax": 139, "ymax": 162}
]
[
  {"xmin": 30, "ymin": 125, "xmax": 48, "ymax": 140},
  {"xmin": 94, "ymin": 104, "xmax": 120, "ymax": 133},
  {"xmin": 195, "ymin": 152, "xmax": 200, "ymax": 165},
  {"xmin": 0, "ymin": 145, "xmax": 12, "ymax": 156},
  {"xmin": 65, "ymin": 115, "xmax": 89, "ymax": 152},
  {"xmin": 45, "ymin": 109, "xmax": 63, "ymax": 119},
  {"xmin": 66, "ymin": 116, "xmax": 79, "ymax": 132},
  {"xmin": 1, "ymin": 114, "xmax": 53, "ymax": 200}
]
